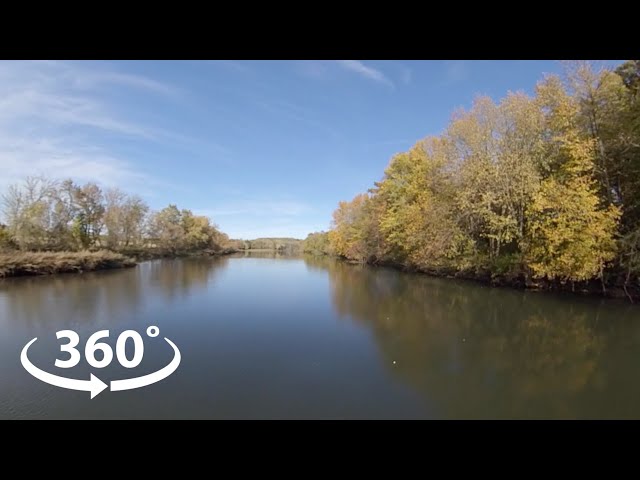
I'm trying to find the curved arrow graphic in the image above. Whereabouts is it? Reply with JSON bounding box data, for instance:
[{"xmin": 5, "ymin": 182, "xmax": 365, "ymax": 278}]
[
  {"xmin": 20, "ymin": 338, "xmax": 108, "ymax": 399},
  {"xmin": 110, "ymin": 337, "xmax": 181, "ymax": 392}
]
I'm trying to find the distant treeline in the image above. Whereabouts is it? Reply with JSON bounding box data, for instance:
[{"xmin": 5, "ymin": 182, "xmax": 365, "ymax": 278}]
[
  {"xmin": 303, "ymin": 61, "xmax": 640, "ymax": 299},
  {"xmin": 0, "ymin": 176, "xmax": 232, "ymax": 256},
  {"xmin": 231, "ymin": 237, "xmax": 301, "ymax": 253}
]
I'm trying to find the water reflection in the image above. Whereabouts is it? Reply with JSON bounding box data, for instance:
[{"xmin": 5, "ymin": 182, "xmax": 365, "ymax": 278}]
[
  {"xmin": 305, "ymin": 255, "xmax": 640, "ymax": 418},
  {"xmin": 2, "ymin": 255, "xmax": 639, "ymax": 418},
  {"xmin": 236, "ymin": 250, "xmax": 302, "ymax": 260},
  {"xmin": 0, "ymin": 257, "xmax": 230, "ymax": 330},
  {"xmin": 146, "ymin": 257, "xmax": 230, "ymax": 300}
]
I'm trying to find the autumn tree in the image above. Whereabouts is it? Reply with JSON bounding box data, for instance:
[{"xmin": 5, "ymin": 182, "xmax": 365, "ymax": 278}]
[
  {"xmin": 2, "ymin": 176, "xmax": 58, "ymax": 250},
  {"xmin": 148, "ymin": 205, "xmax": 184, "ymax": 253},
  {"xmin": 181, "ymin": 209, "xmax": 214, "ymax": 250},
  {"xmin": 0, "ymin": 224, "xmax": 16, "ymax": 250},
  {"xmin": 376, "ymin": 138, "xmax": 471, "ymax": 269},
  {"xmin": 448, "ymin": 93, "xmax": 545, "ymax": 261},
  {"xmin": 302, "ymin": 231, "xmax": 332, "ymax": 256},
  {"xmin": 104, "ymin": 188, "xmax": 149, "ymax": 249},
  {"xmin": 1, "ymin": 175, "xmax": 233, "ymax": 256},
  {"xmin": 325, "ymin": 61, "xmax": 634, "ymax": 294},
  {"xmin": 148, "ymin": 205, "xmax": 224, "ymax": 253},
  {"xmin": 328, "ymin": 193, "xmax": 380, "ymax": 263},
  {"xmin": 523, "ymin": 76, "xmax": 620, "ymax": 284},
  {"xmin": 563, "ymin": 61, "xmax": 629, "ymax": 207},
  {"xmin": 49, "ymin": 179, "xmax": 80, "ymax": 249},
  {"xmin": 71, "ymin": 182, "xmax": 105, "ymax": 249}
]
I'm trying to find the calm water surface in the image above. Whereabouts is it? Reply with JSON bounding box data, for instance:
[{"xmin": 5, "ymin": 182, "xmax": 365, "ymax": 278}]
[{"xmin": 1, "ymin": 252, "xmax": 639, "ymax": 419}]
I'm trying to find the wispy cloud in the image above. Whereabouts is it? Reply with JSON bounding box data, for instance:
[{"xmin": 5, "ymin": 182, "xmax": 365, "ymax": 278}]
[
  {"xmin": 0, "ymin": 87, "xmax": 155, "ymax": 138},
  {"xmin": 72, "ymin": 71, "xmax": 180, "ymax": 97},
  {"xmin": 0, "ymin": 60, "xmax": 180, "ymax": 98},
  {"xmin": 444, "ymin": 60, "xmax": 470, "ymax": 84},
  {"xmin": 0, "ymin": 61, "xmax": 192, "ymax": 196},
  {"xmin": 336, "ymin": 60, "xmax": 395, "ymax": 88},
  {"xmin": 400, "ymin": 65, "xmax": 412, "ymax": 85},
  {"xmin": 0, "ymin": 134, "xmax": 152, "ymax": 194},
  {"xmin": 295, "ymin": 60, "xmax": 330, "ymax": 80},
  {"xmin": 255, "ymin": 98, "xmax": 341, "ymax": 139}
]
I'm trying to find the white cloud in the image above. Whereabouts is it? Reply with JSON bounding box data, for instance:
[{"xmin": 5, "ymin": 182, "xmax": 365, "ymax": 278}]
[
  {"xmin": 72, "ymin": 71, "xmax": 180, "ymax": 96},
  {"xmin": 336, "ymin": 60, "xmax": 394, "ymax": 88},
  {"xmin": 0, "ymin": 134, "xmax": 152, "ymax": 193},
  {"xmin": 295, "ymin": 60, "xmax": 330, "ymax": 79},
  {"xmin": 0, "ymin": 61, "xmax": 183, "ymax": 197},
  {"xmin": 0, "ymin": 88, "xmax": 155, "ymax": 138},
  {"xmin": 444, "ymin": 60, "xmax": 469, "ymax": 84},
  {"xmin": 400, "ymin": 66, "xmax": 412, "ymax": 85},
  {"xmin": 256, "ymin": 99, "xmax": 341, "ymax": 139}
]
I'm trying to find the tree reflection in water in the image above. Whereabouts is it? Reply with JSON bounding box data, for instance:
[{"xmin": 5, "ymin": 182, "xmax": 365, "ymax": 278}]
[
  {"xmin": 304, "ymin": 255, "xmax": 640, "ymax": 419},
  {"xmin": 146, "ymin": 257, "xmax": 229, "ymax": 301},
  {"xmin": 0, "ymin": 257, "xmax": 230, "ymax": 330}
]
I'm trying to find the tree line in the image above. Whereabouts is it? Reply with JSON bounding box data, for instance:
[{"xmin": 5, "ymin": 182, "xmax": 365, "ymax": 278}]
[
  {"xmin": 239, "ymin": 238, "xmax": 301, "ymax": 253},
  {"xmin": 305, "ymin": 61, "xmax": 640, "ymax": 295},
  {"xmin": 0, "ymin": 176, "xmax": 231, "ymax": 255}
]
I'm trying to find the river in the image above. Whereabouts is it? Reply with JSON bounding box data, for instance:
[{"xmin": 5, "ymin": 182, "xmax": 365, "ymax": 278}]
[{"xmin": 0, "ymin": 252, "xmax": 638, "ymax": 419}]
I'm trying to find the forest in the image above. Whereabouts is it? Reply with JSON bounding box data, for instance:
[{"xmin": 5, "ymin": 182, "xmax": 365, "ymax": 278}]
[
  {"xmin": 0, "ymin": 176, "xmax": 235, "ymax": 276},
  {"xmin": 304, "ymin": 61, "xmax": 640, "ymax": 300}
]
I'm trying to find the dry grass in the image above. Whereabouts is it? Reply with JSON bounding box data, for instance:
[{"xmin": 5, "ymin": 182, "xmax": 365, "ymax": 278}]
[{"xmin": 0, "ymin": 250, "xmax": 136, "ymax": 278}]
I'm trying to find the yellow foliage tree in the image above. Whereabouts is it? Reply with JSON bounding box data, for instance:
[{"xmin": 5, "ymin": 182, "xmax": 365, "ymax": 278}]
[{"xmin": 525, "ymin": 76, "xmax": 621, "ymax": 284}]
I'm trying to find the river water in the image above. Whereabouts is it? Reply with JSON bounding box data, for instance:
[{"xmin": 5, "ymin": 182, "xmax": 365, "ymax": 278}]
[{"xmin": 0, "ymin": 252, "xmax": 639, "ymax": 419}]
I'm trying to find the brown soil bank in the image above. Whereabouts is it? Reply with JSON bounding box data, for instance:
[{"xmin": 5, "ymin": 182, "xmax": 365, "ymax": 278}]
[{"xmin": 0, "ymin": 251, "xmax": 136, "ymax": 278}]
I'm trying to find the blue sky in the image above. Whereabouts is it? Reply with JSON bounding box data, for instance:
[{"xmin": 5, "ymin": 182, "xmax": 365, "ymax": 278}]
[{"xmin": 0, "ymin": 60, "xmax": 625, "ymax": 239}]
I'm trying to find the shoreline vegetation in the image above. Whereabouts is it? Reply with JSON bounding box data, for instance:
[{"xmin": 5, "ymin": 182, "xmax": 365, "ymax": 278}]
[
  {"xmin": 236, "ymin": 238, "xmax": 302, "ymax": 255},
  {"xmin": 0, "ymin": 235, "xmax": 305, "ymax": 279},
  {"xmin": 0, "ymin": 174, "xmax": 247, "ymax": 278},
  {"xmin": 0, "ymin": 237, "xmax": 304, "ymax": 279},
  {"xmin": 0, "ymin": 250, "xmax": 136, "ymax": 278},
  {"xmin": 303, "ymin": 61, "xmax": 640, "ymax": 303},
  {"xmin": 0, "ymin": 248, "xmax": 242, "ymax": 279}
]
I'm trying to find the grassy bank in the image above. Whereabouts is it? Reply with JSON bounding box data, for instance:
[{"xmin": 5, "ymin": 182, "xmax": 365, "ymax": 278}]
[
  {"xmin": 0, "ymin": 247, "xmax": 241, "ymax": 278},
  {"xmin": 0, "ymin": 250, "xmax": 136, "ymax": 278}
]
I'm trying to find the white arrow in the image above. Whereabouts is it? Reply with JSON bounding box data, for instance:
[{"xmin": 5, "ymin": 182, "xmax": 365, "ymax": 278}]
[
  {"xmin": 20, "ymin": 338, "xmax": 108, "ymax": 399},
  {"xmin": 110, "ymin": 337, "xmax": 181, "ymax": 392}
]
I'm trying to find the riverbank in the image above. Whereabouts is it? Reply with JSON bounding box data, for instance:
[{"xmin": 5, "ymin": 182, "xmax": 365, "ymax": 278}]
[
  {"xmin": 336, "ymin": 257, "xmax": 640, "ymax": 303},
  {"xmin": 0, "ymin": 251, "xmax": 136, "ymax": 278},
  {"xmin": 120, "ymin": 247, "xmax": 240, "ymax": 262},
  {"xmin": 0, "ymin": 248, "xmax": 241, "ymax": 278}
]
